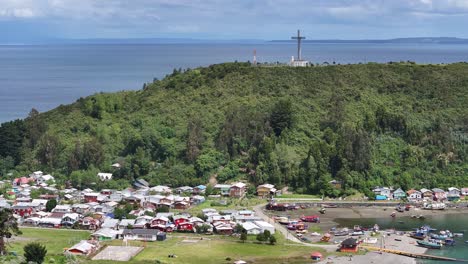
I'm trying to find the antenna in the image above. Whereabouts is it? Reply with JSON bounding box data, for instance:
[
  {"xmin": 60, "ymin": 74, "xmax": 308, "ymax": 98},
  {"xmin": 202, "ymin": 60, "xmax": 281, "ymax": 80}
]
[{"xmin": 253, "ymin": 49, "xmax": 257, "ymax": 65}]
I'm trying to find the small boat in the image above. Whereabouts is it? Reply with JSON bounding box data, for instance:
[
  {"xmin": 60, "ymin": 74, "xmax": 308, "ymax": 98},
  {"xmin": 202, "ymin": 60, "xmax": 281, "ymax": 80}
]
[
  {"xmin": 430, "ymin": 233, "xmax": 448, "ymax": 240},
  {"xmin": 319, "ymin": 208, "xmax": 326, "ymax": 214},
  {"xmin": 444, "ymin": 238, "xmax": 455, "ymax": 246},
  {"xmin": 322, "ymin": 204, "xmax": 338, "ymax": 208},
  {"xmin": 391, "ymin": 212, "xmax": 396, "ymax": 217},
  {"xmin": 333, "ymin": 230, "xmax": 349, "ymax": 236},
  {"xmin": 411, "ymin": 215, "xmax": 417, "ymax": 218},
  {"xmin": 465, "ymin": 240, "xmax": 468, "ymax": 244},
  {"xmin": 410, "ymin": 232, "xmax": 426, "ymax": 240},
  {"xmin": 351, "ymin": 231, "xmax": 364, "ymax": 236},
  {"xmin": 453, "ymin": 233, "xmax": 464, "ymax": 237},
  {"xmin": 396, "ymin": 207, "xmax": 405, "ymax": 213},
  {"xmin": 417, "ymin": 240, "xmax": 442, "ymax": 249}
]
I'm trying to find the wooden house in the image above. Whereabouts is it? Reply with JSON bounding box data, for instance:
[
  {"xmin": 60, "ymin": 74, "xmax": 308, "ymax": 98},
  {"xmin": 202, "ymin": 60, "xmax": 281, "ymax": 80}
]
[{"xmin": 229, "ymin": 182, "xmax": 246, "ymax": 198}]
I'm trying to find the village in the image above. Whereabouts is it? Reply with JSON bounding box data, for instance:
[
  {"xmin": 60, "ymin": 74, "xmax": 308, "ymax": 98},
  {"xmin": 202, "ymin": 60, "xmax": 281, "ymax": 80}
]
[{"xmin": 1, "ymin": 170, "xmax": 467, "ymax": 263}]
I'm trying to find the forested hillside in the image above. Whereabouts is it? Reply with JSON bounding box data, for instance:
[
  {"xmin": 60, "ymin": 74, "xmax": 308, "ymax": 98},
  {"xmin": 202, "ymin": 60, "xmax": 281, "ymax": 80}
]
[{"xmin": 1, "ymin": 62, "xmax": 467, "ymax": 197}]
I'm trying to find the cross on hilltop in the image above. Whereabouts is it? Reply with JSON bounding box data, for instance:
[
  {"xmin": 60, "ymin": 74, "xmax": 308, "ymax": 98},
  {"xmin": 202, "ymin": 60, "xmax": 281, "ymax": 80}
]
[{"xmin": 291, "ymin": 29, "xmax": 305, "ymax": 61}]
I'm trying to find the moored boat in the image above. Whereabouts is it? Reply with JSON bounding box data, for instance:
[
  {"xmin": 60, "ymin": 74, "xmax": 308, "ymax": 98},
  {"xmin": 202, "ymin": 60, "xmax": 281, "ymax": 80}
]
[
  {"xmin": 410, "ymin": 232, "xmax": 426, "ymax": 240},
  {"xmin": 453, "ymin": 233, "xmax": 464, "ymax": 237},
  {"xmin": 417, "ymin": 240, "xmax": 442, "ymax": 249}
]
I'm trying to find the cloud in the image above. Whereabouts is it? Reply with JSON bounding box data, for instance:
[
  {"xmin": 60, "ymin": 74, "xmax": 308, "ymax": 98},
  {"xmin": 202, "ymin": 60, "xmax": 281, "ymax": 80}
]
[{"xmin": 1, "ymin": 0, "xmax": 468, "ymax": 39}]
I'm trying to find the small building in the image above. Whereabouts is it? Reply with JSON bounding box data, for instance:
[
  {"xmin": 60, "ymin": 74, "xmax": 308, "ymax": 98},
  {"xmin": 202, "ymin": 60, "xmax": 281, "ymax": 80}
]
[
  {"xmin": 257, "ymin": 184, "xmax": 276, "ymax": 198},
  {"xmin": 373, "ymin": 187, "xmax": 391, "ymax": 199},
  {"xmin": 340, "ymin": 238, "xmax": 358, "ymax": 253},
  {"xmin": 97, "ymin": 172, "xmax": 112, "ymax": 181},
  {"xmin": 174, "ymin": 201, "xmax": 190, "ymax": 210},
  {"xmin": 193, "ymin": 185, "xmax": 206, "ymax": 195},
  {"xmin": 229, "ymin": 182, "xmax": 246, "ymax": 198},
  {"xmin": 52, "ymin": 205, "xmax": 72, "ymax": 213},
  {"xmin": 214, "ymin": 184, "xmax": 232, "ymax": 196},
  {"xmin": 122, "ymin": 229, "xmax": 165, "ymax": 241},
  {"xmin": 407, "ymin": 189, "xmax": 422, "ymax": 201},
  {"xmin": 432, "ymin": 188, "xmax": 447, "ymax": 201},
  {"xmin": 420, "ymin": 188, "xmax": 433, "ymax": 200},
  {"xmin": 310, "ymin": 252, "xmax": 323, "ymax": 261},
  {"xmin": 447, "ymin": 187, "xmax": 461, "ymax": 201},
  {"xmin": 67, "ymin": 240, "xmax": 97, "ymax": 255},
  {"xmin": 375, "ymin": 195, "xmax": 387, "ymax": 201},
  {"xmin": 462, "ymin": 188, "xmax": 468, "ymax": 196},
  {"xmin": 92, "ymin": 227, "xmax": 117, "ymax": 241},
  {"xmin": 392, "ymin": 188, "xmax": 406, "ymax": 200},
  {"xmin": 241, "ymin": 222, "xmax": 262, "ymax": 235},
  {"xmin": 84, "ymin": 192, "xmax": 100, "ymax": 203}
]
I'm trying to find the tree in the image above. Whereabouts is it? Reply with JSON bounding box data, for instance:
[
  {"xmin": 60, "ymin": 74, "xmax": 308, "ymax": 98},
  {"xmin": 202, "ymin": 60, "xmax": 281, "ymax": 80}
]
[
  {"xmin": 240, "ymin": 232, "xmax": 247, "ymax": 243},
  {"xmin": 270, "ymin": 99, "xmax": 294, "ymax": 136},
  {"xmin": 0, "ymin": 208, "xmax": 22, "ymax": 255},
  {"xmin": 186, "ymin": 117, "xmax": 204, "ymax": 162},
  {"xmin": 256, "ymin": 233, "xmax": 266, "ymax": 242},
  {"xmin": 24, "ymin": 242, "xmax": 47, "ymax": 264},
  {"xmin": 269, "ymin": 235, "xmax": 277, "ymax": 245},
  {"xmin": 45, "ymin": 199, "xmax": 57, "ymax": 212}
]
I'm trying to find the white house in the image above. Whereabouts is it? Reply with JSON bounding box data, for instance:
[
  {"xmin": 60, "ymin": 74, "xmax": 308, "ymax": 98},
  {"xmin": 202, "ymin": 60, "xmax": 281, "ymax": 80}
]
[
  {"xmin": 97, "ymin": 173, "xmax": 112, "ymax": 181},
  {"xmin": 462, "ymin": 188, "xmax": 468, "ymax": 196},
  {"xmin": 447, "ymin": 187, "xmax": 461, "ymax": 201},
  {"xmin": 67, "ymin": 240, "xmax": 97, "ymax": 255},
  {"xmin": 373, "ymin": 187, "xmax": 391, "ymax": 199},
  {"xmin": 406, "ymin": 189, "xmax": 422, "ymax": 201},
  {"xmin": 37, "ymin": 174, "xmax": 55, "ymax": 184},
  {"xmin": 52, "ymin": 205, "xmax": 72, "ymax": 213},
  {"xmin": 254, "ymin": 221, "xmax": 275, "ymax": 234},
  {"xmin": 241, "ymin": 222, "xmax": 262, "ymax": 235}
]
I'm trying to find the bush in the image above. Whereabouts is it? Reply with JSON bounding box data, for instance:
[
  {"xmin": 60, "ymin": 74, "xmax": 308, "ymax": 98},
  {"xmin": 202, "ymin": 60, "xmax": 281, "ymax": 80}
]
[{"xmin": 24, "ymin": 242, "xmax": 47, "ymax": 264}]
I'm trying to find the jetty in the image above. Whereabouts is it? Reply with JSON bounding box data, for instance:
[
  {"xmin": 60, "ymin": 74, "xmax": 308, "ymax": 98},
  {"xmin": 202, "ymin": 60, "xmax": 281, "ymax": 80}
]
[{"xmin": 361, "ymin": 245, "xmax": 466, "ymax": 262}]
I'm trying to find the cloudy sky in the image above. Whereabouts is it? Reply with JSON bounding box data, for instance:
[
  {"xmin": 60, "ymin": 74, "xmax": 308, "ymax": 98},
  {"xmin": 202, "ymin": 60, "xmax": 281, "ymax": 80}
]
[{"xmin": 2, "ymin": 0, "xmax": 468, "ymax": 42}]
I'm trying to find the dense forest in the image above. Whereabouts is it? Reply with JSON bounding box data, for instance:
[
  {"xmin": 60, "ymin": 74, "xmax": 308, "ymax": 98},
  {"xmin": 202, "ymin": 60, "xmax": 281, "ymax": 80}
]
[{"xmin": 1, "ymin": 62, "xmax": 467, "ymax": 197}]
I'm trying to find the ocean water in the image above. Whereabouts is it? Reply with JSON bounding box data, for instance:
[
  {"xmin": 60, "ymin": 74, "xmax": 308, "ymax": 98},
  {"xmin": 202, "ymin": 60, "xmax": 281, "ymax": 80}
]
[
  {"xmin": 2, "ymin": 43, "xmax": 468, "ymax": 122},
  {"xmin": 335, "ymin": 213, "xmax": 468, "ymax": 263}
]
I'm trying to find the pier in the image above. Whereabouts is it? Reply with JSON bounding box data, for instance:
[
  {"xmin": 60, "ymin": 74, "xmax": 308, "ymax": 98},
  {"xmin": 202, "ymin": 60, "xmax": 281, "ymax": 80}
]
[{"xmin": 361, "ymin": 245, "xmax": 467, "ymax": 262}]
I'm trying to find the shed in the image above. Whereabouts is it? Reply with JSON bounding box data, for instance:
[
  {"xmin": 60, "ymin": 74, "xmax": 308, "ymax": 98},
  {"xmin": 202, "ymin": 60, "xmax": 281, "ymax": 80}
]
[{"xmin": 311, "ymin": 252, "xmax": 323, "ymax": 261}]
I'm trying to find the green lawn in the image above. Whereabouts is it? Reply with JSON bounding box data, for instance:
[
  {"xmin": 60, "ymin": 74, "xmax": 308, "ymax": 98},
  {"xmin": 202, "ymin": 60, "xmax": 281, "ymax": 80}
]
[
  {"xmin": 6, "ymin": 227, "xmax": 91, "ymax": 263},
  {"xmin": 276, "ymin": 194, "xmax": 321, "ymax": 199},
  {"xmin": 88, "ymin": 234, "xmax": 322, "ymax": 264},
  {"xmin": 182, "ymin": 197, "xmax": 266, "ymax": 215}
]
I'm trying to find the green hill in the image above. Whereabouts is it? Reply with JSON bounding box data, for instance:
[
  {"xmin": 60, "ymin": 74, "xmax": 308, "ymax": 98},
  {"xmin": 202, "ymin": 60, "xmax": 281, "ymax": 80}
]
[{"xmin": 1, "ymin": 62, "xmax": 467, "ymax": 196}]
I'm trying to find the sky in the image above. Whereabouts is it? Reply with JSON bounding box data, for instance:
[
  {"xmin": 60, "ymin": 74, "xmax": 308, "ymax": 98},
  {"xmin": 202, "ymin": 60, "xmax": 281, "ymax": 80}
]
[{"xmin": 2, "ymin": 0, "xmax": 468, "ymax": 42}]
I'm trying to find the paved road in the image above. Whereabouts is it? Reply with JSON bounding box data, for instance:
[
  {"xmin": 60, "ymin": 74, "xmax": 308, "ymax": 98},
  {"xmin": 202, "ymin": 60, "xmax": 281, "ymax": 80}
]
[{"xmin": 253, "ymin": 204, "xmax": 338, "ymax": 252}]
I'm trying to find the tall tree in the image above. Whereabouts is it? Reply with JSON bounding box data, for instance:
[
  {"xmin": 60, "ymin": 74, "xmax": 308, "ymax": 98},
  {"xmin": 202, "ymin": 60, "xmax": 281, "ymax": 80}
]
[
  {"xmin": 26, "ymin": 108, "xmax": 47, "ymax": 148},
  {"xmin": 36, "ymin": 133, "xmax": 62, "ymax": 168},
  {"xmin": 186, "ymin": 117, "xmax": 204, "ymax": 162},
  {"xmin": 0, "ymin": 209, "xmax": 22, "ymax": 255},
  {"xmin": 270, "ymin": 99, "xmax": 294, "ymax": 137}
]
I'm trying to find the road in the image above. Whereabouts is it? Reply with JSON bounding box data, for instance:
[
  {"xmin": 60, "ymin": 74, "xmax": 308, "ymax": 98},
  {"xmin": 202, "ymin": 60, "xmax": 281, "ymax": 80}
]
[{"xmin": 253, "ymin": 204, "xmax": 338, "ymax": 252}]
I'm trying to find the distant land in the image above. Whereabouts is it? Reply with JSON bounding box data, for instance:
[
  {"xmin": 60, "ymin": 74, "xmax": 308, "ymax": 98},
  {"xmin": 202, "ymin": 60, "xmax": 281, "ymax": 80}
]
[
  {"xmin": 271, "ymin": 37, "xmax": 468, "ymax": 44},
  {"xmin": 4, "ymin": 37, "xmax": 468, "ymax": 45}
]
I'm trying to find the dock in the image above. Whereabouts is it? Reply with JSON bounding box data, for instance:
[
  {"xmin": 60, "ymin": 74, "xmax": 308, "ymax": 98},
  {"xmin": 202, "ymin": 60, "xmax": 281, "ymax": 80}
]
[{"xmin": 361, "ymin": 245, "xmax": 466, "ymax": 262}]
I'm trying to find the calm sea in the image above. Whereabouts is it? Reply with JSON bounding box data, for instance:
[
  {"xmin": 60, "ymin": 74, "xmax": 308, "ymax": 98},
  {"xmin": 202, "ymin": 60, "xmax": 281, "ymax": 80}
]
[
  {"xmin": 335, "ymin": 213, "xmax": 468, "ymax": 263},
  {"xmin": 2, "ymin": 43, "xmax": 468, "ymax": 123}
]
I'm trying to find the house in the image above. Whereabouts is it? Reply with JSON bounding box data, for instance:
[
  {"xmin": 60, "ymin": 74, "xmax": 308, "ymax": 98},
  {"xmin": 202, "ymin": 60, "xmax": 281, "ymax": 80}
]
[
  {"xmin": 229, "ymin": 182, "xmax": 246, "ymax": 198},
  {"xmin": 193, "ymin": 185, "xmax": 206, "ymax": 194},
  {"xmin": 462, "ymin": 188, "xmax": 468, "ymax": 196},
  {"xmin": 447, "ymin": 187, "xmax": 461, "ymax": 201},
  {"xmin": 211, "ymin": 215, "xmax": 231, "ymax": 225},
  {"xmin": 373, "ymin": 187, "xmax": 391, "ymax": 199},
  {"xmin": 150, "ymin": 216, "xmax": 169, "ymax": 228},
  {"xmin": 173, "ymin": 215, "xmax": 189, "ymax": 226},
  {"xmin": 406, "ymin": 189, "xmax": 422, "ymax": 201},
  {"xmin": 97, "ymin": 172, "xmax": 112, "ymax": 181},
  {"xmin": 72, "ymin": 204, "xmax": 91, "ymax": 214},
  {"xmin": 392, "ymin": 188, "xmax": 406, "ymax": 200},
  {"xmin": 67, "ymin": 240, "xmax": 97, "ymax": 256},
  {"xmin": 174, "ymin": 201, "xmax": 190, "ymax": 210},
  {"xmin": 37, "ymin": 174, "xmax": 55, "ymax": 184},
  {"xmin": 214, "ymin": 184, "xmax": 232, "ymax": 196},
  {"xmin": 177, "ymin": 222, "xmax": 195, "ymax": 232},
  {"xmin": 61, "ymin": 213, "xmax": 80, "ymax": 227},
  {"xmin": 133, "ymin": 179, "xmax": 149, "ymax": 189},
  {"xmin": 329, "ymin": 179, "xmax": 342, "ymax": 189},
  {"xmin": 189, "ymin": 217, "xmax": 205, "ymax": 226},
  {"xmin": 420, "ymin": 188, "xmax": 433, "ymax": 200},
  {"xmin": 38, "ymin": 217, "xmax": 62, "ymax": 228},
  {"xmin": 118, "ymin": 219, "xmax": 136, "ymax": 230},
  {"xmin": 340, "ymin": 238, "xmax": 358, "ymax": 253},
  {"xmin": 92, "ymin": 227, "xmax": 117, "ymax": 241},
  {"xmin": 111, "ymin": 163, "xmax": 121, "ymax": 169},
  {"xmin": 84, "ymin": 192, "xmax": 100, "ymax": 203},
  {"xmin": 253, "ymin": 221, "xmax": 275, "ymax": 234},
  {"xmin": 23, "ymin": 217, "xmax": 41, "ymax": 226},
  {"xmin": 213, "ymin": 222, "xmax": 233, "ymax": 235},
  {"xmin": 241, "ymin": 222, "xmax": 262, "ymax": 235},
  {"xmin": 29, "ymin": 171, "xmax": 44, "ymax": 179},
  {"xmin": 122, "ymin": 229, "xmax": 165, "ymax": 241},
  {"xmin": 191, "ymin": 195, "xmax": 205, "ymax": 205},
  {"xmin": 432, "ymin": 188, "xmax": 447, "ymax": 201},
  {"xmin": 175, "ymin": 186, "xmax": 193, "ymax": 195},
  {"xmin": 134, "ymin": 216, "xmax": 153, "ymax": 229},
  {"xmin": 101, "ymin": 218, "xmax": 119, "ymax": 229},
  {"xmin": 52, "ymin": 205, "xmax": 72, "ymax": 213},
  {"xmin": 80, "ymin": 217, "xmax": 100, "ymax": 230},
  {"xmin": 149, "ymin": 185, "xmax": 172, "ymax": 194},
  {"xmin": 12, "ymin": 203, "xmax": 34, "ymax": 217},
  {"xmin": 256, "ymin": 184, "xmax": 276, "ymax": 197}
]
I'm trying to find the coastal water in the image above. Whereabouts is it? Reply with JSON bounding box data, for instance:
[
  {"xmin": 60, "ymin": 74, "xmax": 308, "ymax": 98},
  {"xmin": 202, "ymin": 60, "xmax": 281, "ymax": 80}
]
[
  {"xmin": 2, "ymin": 43, "xmax": 468, "ymax": 122},
  {"xmin": 335, "ymin": 213, "xmax": 468, "ymax": 263}
]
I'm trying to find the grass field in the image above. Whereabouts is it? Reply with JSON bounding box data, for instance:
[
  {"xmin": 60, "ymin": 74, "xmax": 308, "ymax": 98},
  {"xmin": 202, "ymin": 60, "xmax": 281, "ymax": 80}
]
[
  {"xmin": 6, "ymin": 227, "xmax": 324, "ymax": 264},
  {"xmin": 5, "ymin": 227, "xmax": 91, "ymax": 263},
  {"xmin": 87, "ymin": 234, "xmax": 323, "ymax": 264},
  {"xmin": 276, "ymin": 194, "xmax": 321, "ymax": 199}
]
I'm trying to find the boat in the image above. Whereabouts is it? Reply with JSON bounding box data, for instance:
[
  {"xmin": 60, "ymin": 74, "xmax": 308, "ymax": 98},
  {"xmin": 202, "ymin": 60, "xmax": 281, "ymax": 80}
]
[
  {"xmin": 396, "ymin": 206, "xmax": 405, "ymax": 213},
  {"xmin": 322, "ymin": 204, "xmax": 338, "ymax": 208},
  {"xmin": 351, "ymin": 231, "xmax": 364, "ymax": 236},
  {"xmin": 276, "ymin": 217, "xmax": 289, "ymax": 225},
  {"xmin": 417, "ymin": 240, "xmax": 442, "ymax": 249},
  {"xmin": 319, "ymin": 208, "xmax": 326, "ymax": 214},
  {"xmin": 430, "ymin": 233, "xmax": 448, "ymax": 240},
  {"xmin": 390, "ymin": 212, "xmax": 396, "ymax": 217},
  {"xmin": 423, "ymin": 202, "xmax": 446, "ymax": 210},
  {"xmin": 453, "ymin": 233, "xmax": 464, "ymax": 237},
  {"xmin": 444, "ymin": 238, "xmax": 455, "ymax": 246},
  {"xmin": 310, "ymin": 232, "xmax": 321, "ymax": 236},
  {"xmin": 300, "ymin": 215, "xmax": 320, "ymax": 223},
  {"xmin": 334, "ymin": 230, "xmax": 350, "ymax": 236},
  {"xmin": 410, "ymin": 232, "xmax": 426, "ymax": 240}
]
